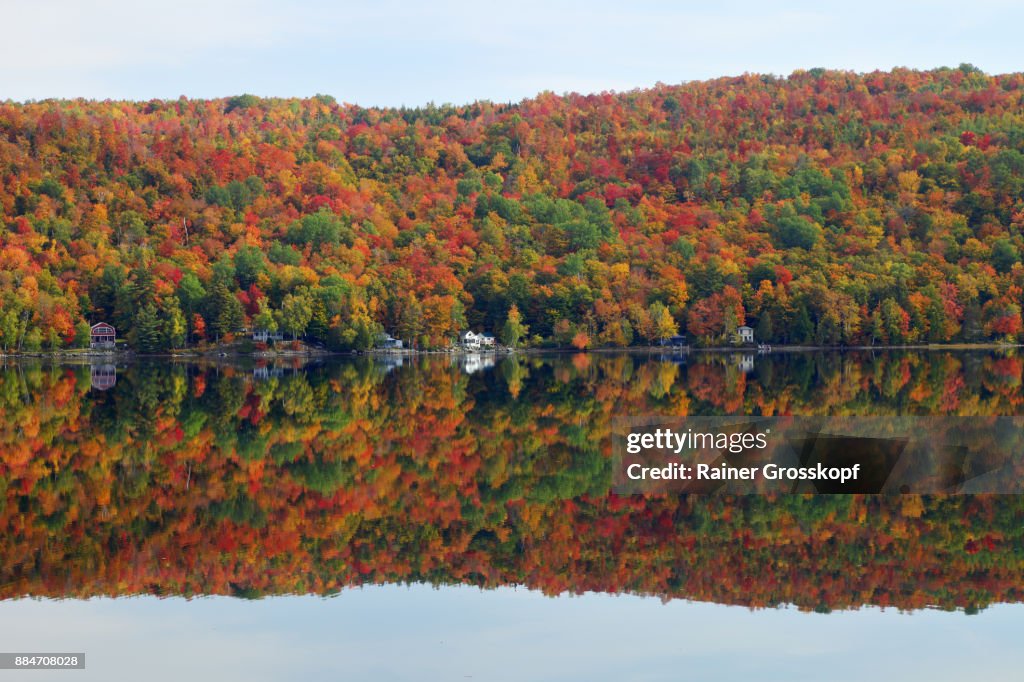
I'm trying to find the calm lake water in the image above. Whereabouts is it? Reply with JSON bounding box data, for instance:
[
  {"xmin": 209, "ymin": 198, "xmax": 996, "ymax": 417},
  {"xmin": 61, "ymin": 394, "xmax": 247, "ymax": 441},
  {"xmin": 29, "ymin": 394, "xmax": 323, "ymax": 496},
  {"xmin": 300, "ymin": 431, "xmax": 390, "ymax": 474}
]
[{"xmin": 0, "ymin": 350, "xmax": 1022, "ymax": 680}]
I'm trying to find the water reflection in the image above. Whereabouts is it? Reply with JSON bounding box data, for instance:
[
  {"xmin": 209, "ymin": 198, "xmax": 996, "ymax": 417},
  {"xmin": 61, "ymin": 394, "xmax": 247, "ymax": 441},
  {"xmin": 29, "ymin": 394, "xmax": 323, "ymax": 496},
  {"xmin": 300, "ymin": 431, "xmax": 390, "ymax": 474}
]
[{"xmin": 0, "ymin": 351, "xmax": 1022, "ymax": 612}]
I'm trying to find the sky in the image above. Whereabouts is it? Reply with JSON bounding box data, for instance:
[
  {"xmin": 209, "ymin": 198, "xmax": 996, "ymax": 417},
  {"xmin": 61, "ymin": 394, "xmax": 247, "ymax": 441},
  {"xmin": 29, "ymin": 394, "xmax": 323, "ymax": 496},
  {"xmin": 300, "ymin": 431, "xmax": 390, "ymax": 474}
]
[
  {"xmin": 2, "ymin": 0, "xmax": 1024, "ymax": 106},
  {"xmin": 1, "ymin": 586, "xmax": 1021, "ymax": 682}
]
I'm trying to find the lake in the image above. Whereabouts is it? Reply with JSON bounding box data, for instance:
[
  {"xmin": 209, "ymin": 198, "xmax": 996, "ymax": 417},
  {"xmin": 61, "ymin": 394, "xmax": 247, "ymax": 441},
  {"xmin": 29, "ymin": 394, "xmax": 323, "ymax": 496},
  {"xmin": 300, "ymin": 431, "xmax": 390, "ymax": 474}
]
[{"xmin": 0, "ymin": 350, "xmax": 1022, "ymax": 680}]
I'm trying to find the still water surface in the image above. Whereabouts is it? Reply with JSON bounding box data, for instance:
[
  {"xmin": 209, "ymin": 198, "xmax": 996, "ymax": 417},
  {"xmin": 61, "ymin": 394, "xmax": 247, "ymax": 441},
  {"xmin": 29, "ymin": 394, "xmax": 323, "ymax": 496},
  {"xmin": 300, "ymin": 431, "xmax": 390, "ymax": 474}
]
[{"xmin": 0, "ymin": 351, "xmax": 1021, "ymax": 680}]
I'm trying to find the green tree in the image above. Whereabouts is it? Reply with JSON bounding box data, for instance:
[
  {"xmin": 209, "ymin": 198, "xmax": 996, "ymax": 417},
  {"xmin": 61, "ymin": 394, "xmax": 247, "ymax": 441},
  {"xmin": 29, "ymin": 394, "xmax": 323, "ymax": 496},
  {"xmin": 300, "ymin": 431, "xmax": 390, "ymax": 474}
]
[
  {"xmin": 132, "ymin": 303, "xmax": 163, "ymax": 352},
  {"xmin": 0, "ymin": 307, "xmax": 27, "ymax": 352},
  {"xmin": 926, "ymin": 300, "xmax": 947, "ymax": 342},
  {"xmin": 331, "ymin": 312, "xmax": 380, "ymax": 351},
  {"xmin": 880, "ymin": 298, "xmax": 909, "ymax": 344},
  {"xmin": 177, "ymin": 273, "xmax": 206, "ymax": 316},
  {"xmin": 161, "ymin": 297, "xmax": 187, "ymax": 349},
  {"xmin": 225, "ymin": 94, "xmax": 260, "ymax": 112},
  {"xmin": 74, "ymin": 320, "xmax": 92, "ymax": 349},
  {"xmin": 991, "ymin": 239, "xmax": 1019, "ymax": 274},
  {"xmin": 233, "ymin": 246, "xmax": 267, "ymax": 289},
  {"xmin": 45, "ymin": 328, "xmax": 62, "ymax": 350},
  {"xmin": 177, "ymin": 272, "xmax": 207, "ymax": 340},
  {"xmin": 253, "ymin": 298, "xmax": 278, "ymax": 333},
  {"xmin": 871, "ymin": 309, "xmax": 886, "ymax": 344},
  {"xmin": 501, "ymin": 304, "xmax": 528, "ymax": 348},
  {"xmin": 650, "ymin": 302, "xmax": 679, "ymax": 342},
  {"xmin": 278, "ymin": 292, "xmax": 313, "ymax": 340},
  {"xmin": 23, "ymin": 328, "xmax": 42, "ymax": 352},
  {"xmin": 774, "ymin": 215, "xmax": 821, "ymax": 250},
  {"xmin": 397, "ymin": 296, "xmax": 425, "ymax": 348},
  {"xmin": 114, "ymin": 265, "xmax": 156, "ymax": 334},
  {"xmin": 268, "ymin": 242, "xmax": 302, "ymax": 266},
  {"xmin": 723, "ymin": 302, "xmax": 739, "ymax": 344},
  {"xmin": 287, "ymin": 209, "xmax": 351, "ymax": 248},
  {"xmin": 93, "ymin": 265, "xmax": 127, "ymax": 321},
  {"xmin": 756, "ymin": 311, "xmax": 774, "ymax": 343},
  {"xmin": 208, "ymin": 282, "xmax": 244, "ymax": 340},
  {"xmin": 791, "ymin": 305, "xmax": 814, "ymax": 344}
]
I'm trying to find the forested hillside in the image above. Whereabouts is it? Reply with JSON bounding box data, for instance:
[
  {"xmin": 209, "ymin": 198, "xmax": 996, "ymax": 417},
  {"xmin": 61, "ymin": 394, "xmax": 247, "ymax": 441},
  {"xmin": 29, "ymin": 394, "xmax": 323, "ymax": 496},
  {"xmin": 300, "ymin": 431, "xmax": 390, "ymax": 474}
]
[{"xmin": 3, "ymin": 65, "xmax": 1024, "ymax": 351}]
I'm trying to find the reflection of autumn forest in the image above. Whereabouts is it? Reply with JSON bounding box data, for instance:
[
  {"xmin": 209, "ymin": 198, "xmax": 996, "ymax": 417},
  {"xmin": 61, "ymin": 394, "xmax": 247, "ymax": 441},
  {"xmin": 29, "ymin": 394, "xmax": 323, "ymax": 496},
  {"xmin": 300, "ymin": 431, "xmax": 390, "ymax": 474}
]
[
  {"xmin": 1, "ymin": 353, "xmax": 1023, "ymax": 612},
  {"xmin": 5, "ymin": 67, "xmax": 1024, "ymax": 351}
]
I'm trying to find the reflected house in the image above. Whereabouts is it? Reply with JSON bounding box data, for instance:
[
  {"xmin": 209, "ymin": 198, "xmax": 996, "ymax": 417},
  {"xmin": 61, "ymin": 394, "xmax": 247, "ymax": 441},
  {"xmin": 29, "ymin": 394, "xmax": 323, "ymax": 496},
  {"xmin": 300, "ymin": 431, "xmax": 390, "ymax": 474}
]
[
  {"xmin": 377, "ymin": 354, "xmax": 405, "ymax": 372},
  {"xmin": 658, "ymin": 352, "xmax": 688, "ymax": 365},
  {"xmin": 90, "ymin": 364, "xmax": 116, "ymax": 390},
  {"xmin": 253, "ymin": 328, "xmax": 284, "ymax": 343},
  {"xmin": 737, "ymin": 354, "xmax": 755, "ymax": 373},
  {"xmin": 460, "ymin": 353, "xmax": 495, "ymax": 374},
  {"xmin": 90, "ymin": 322, "xmax": 116, "ymax": 350},
  {"xmin": 252, "ymin": 365, "xmax": 285, "ymax": 381}
]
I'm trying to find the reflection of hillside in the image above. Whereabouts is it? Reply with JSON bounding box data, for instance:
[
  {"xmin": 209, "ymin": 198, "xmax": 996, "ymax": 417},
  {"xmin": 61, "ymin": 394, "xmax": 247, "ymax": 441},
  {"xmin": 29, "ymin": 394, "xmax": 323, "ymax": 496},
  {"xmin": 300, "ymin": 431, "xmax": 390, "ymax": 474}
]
[{"xmin": 0, "ymin": 353, "xmax": 1022, "ymax": 612}]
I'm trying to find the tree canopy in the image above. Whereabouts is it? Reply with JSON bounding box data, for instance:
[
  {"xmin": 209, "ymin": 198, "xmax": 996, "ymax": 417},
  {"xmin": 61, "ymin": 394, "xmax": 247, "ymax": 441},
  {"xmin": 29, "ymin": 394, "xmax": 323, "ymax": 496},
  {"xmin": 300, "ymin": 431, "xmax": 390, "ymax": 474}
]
[{"xmin": 3, "ymin": 67, "xmax": 1024, "ymax": 350}]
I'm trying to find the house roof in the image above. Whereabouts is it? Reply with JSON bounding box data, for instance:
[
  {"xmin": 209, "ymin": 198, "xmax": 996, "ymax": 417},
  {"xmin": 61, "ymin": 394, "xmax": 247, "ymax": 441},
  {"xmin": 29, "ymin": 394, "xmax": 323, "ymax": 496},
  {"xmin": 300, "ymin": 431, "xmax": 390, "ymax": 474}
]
[{"xmin": 90, "ymin": 322, "xmax": 115, "ymax": 332}]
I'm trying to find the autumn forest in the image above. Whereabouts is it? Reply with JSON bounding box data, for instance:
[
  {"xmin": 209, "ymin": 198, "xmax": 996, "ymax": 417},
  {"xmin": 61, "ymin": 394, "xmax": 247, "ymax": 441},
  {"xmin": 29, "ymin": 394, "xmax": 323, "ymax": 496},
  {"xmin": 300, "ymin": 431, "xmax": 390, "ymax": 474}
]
[{"xmin": 3, "ymin": 65, "xmax": 1024, "ymax": 351}]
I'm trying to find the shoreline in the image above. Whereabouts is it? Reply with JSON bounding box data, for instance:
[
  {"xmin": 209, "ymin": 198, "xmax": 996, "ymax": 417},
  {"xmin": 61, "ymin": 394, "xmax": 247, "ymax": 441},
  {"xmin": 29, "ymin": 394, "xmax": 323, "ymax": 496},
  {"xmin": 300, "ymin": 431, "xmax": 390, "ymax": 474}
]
[{"xmin": 0, "ymin": 342, "xmax": 1020, "ymax": 362}]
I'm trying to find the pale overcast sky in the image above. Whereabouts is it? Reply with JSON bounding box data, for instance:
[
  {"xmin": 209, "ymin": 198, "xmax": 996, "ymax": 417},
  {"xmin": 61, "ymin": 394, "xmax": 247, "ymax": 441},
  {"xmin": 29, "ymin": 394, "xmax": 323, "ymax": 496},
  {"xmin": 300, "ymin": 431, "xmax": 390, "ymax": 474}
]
[{"xmin": 3, "ymin": 0, "xmax": 1023, "ymax": 106}]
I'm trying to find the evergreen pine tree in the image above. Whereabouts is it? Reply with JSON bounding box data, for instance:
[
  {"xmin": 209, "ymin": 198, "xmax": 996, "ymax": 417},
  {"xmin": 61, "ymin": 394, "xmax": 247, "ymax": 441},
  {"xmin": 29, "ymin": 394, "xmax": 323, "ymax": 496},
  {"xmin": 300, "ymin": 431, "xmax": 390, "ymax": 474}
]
[
  {"xmin": 792, "ymin": 306, "xmax": 813, "ymax": 344},
  {"xmin": 133, "ymin": 303, "xmax": 163, "ymax": 352},
  {"xmin": 756, "ymin": 311, "xmax": 774, "ymax": 343}
]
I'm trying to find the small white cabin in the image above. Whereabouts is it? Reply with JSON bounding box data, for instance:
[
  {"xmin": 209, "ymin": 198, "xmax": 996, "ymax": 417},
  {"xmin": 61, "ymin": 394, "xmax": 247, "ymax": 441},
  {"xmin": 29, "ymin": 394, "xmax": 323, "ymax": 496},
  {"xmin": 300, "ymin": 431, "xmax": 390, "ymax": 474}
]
[{"xmin": 380, "ymin": 334, "xmax": 403, "ymax": 350}]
